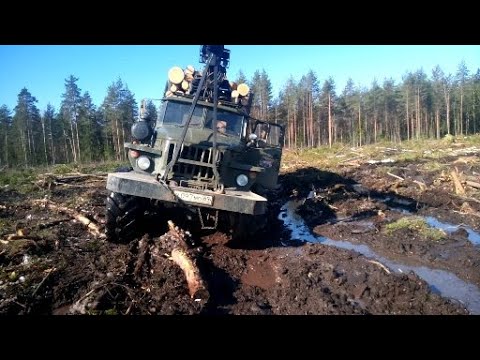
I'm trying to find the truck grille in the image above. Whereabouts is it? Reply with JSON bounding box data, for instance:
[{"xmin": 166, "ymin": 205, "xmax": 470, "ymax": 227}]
[{"xmin": 167, "ymin": 143, "xmax": 222, "ymax": 184}]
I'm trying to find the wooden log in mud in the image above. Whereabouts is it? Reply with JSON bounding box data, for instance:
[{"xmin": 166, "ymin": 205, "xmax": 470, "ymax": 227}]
[
  {"xmin": 451, "ymin": 170, "xmax": 466, "ymax": 195},
  {"xmin": 170, "ymin": 248, "xmax": 206, "ymax": 299},
  {"xmin": 387, "ymin": 172, "xmax": 404, "ymax": 181},
  {"xmin": 32, "ymin": 199, "xmax": 104, "ymax": 238},
  {"xmin": 413, "ymin": 180, "xmax": 427, "ymax": 191},
  {"xmin": 466, "ymin": 181, "xmax": 480, "ymax": 189},
  {"xmin": 163, "ymin": 221, "xmax": 208, "ymax": 300}
]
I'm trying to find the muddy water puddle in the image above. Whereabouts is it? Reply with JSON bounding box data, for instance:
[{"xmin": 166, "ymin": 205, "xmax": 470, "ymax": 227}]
[
  {"xmin": 425, "ymin": 217, "xmax": 480, "ymax": 246},
  {"xmin": 375, "ymin": 195, "xmax": 480, "ymax": 247},
  {"xmin": 279, "ymin": 199, "xmax": 480, "ymax": 314}
]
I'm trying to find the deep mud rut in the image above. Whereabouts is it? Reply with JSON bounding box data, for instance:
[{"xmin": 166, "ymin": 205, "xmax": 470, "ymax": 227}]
[{"xmin": 1, "ymin": 146, "xmax": 479, "ymax": 314}]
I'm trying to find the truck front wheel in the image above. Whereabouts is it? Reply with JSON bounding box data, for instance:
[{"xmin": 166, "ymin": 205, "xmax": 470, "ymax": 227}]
[
  {"xmin": 106, "ymin": 192, "xmax": 146, "ymax": 243},
  {"xmin": 229, "ymin": 213, "xmax": 267, "ymax": 243}
]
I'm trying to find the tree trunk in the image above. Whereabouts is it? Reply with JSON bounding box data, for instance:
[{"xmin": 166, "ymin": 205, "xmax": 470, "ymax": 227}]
[
  {"xmin": 358, "ymin": 100, "xmax": 362, "ymax": 147},
  {"xmin": 41, "ymin": 119, "xmax": 48, "ymax": 166},
  {"xmin": 416, "ymin": 87, "xmax": 421, "ymax": 139},
  {"xmin": 406, "ymin": 91, "xmax": 410, "ymax": 140},
  {"xmin": 302, "ymin": 95, "xmax": 306, "ymax": 148},
  {"xmin": 287, "ymin": 106, "xmax": 291, "ymax": 148},
  {"xmin": 374, "ymin": 96, "xmax": 378, "ymax": 143},
  {"xmin": 4, "ymin": 131, "xmax": 8, "ymax": 167},
  {"xmin": 75, "ymin": 121, "xmax": 81, "ymax": 163},
  {"xmin": 293, "ymin": 105, "xmax": 297, "ymax": 148},
  {"xmin": 114, "ymin": 117, "xmax": 121, "ymax": 161},
  {"xmin": 48, "ymin": 116, "xmax": 55, "ymax": 165},
  {"xmin": 20, "ymin": 130, "xmax": 28, "ymax": 168},
  {"xmin": 444, "ymin": 86, "xmax": 451, "ymax": 135},
  {"xmin": 64, "ymin": 135, "xmax": 69, "ymax": 163},
  {"xmin": 317, "ymin": 111, "xmax": 322, "ymax": 146},
  {"xmin": 26, "ymin": 124, "xmax": 32, "ymax": 166},
  {"xmin": 121, "ymin": 120, "xmax": 126, "ymax": 161},
  {"xmin": 69, "ymin": 120, "xmax": 77, "ymax": 163},
  {"xmin": 328, "ymin": 93, "xmax": 332, "ymax": 148},
  {"xmin": 460, "ymin": 87, "xmax": 464, "ymax": 136}
]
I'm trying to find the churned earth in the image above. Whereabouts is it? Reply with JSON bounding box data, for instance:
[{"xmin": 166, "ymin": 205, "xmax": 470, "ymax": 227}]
[{"xmin": 1, "ymin": 139, "xmax": 479, "ymax": 314}]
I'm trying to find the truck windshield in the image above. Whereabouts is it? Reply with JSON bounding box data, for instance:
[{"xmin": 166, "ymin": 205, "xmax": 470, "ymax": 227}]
[
  {"xmin": 162, "ymin": 101, "xmax": 244, "ymax": 137},
  {"xmin": 162, "ymin": 102, "xmax": 205, "ymax": 126}
]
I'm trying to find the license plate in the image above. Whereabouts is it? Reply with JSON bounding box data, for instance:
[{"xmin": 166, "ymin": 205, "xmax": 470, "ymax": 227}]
[{"xmin": 174, "ymin": 190, "xmax": 213, "ymax": 206}]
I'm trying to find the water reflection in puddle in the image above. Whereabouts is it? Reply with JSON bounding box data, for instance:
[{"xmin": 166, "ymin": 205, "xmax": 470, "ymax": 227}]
[
  {"xmin": 425, "ymin": 217, "xmax": 480, "ymax": 246},
  {"xmin": 378, "ymin": 196, "xmax": 480, "ymax": 246},
  {"xmin": 279, "ymin": 200, "xmax": 480, "ymax": 314}
]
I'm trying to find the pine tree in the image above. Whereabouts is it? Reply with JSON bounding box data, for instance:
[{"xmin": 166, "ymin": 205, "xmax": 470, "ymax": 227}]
[
  {"xmin": 12, "ymin": 88, "xmax": 41, "ymax": 167},
  {"xmin": 42, "ymin": 104, "xmax": 56, "ymax": 165},
  {"xmin": 61, "ymin": 75, "xmax": 83, "ymax": 162},
  {"xmin": 144, "ymin": 100, "xmax": 158, "ymax": 129},
  {"xmin": 235, "ymin": 70, "xmax": 248, "ymax": 85},
  {"xmin": 0, "ymin": 105, "xmax": 12, "ymax": 167},
  {"xmin": 78, "ymin": 92, "xmax": 96, "ymax": 162},
  {"xmin": 320, "ymin": 78, "xmax": 336, "ymax": 147},
  {"xmin": 455, "ymin": 60, "xmax": 470, "ymax": 136},
  {"xmin": 101, "ymin": 79, "xmax": 137, "ymax": 161}
]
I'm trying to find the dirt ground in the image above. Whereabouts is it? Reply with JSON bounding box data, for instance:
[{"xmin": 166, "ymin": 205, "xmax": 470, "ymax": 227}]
[{"xmin": 1, "ymin": 143, "xmax": 479, "ymax": 315}]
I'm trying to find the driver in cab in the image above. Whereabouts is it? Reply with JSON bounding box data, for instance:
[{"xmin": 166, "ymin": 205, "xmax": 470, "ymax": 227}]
[{"xmin": 216, "ymin": 120, "xmax": 227, "ymax": 134}]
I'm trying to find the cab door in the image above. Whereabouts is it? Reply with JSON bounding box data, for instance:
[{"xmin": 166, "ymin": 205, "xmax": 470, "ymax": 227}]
[{"xmin": 250, "ymin": 120, "xmax": 284, "ymax": 190}]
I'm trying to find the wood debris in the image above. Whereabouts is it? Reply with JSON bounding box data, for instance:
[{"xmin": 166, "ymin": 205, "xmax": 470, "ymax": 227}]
[
  {"xmin": 32, "ymin": 199, "xmax": 104, "ymax": 238},
  {"xmin": 450, "ymin": 170, "xmax": 465, "ymax": 195}
]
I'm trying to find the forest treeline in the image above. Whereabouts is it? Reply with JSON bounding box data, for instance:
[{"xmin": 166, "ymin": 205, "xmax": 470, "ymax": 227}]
[{"xmin": 1, "ymin": 60, "xmax": 479, "ymax": 168}]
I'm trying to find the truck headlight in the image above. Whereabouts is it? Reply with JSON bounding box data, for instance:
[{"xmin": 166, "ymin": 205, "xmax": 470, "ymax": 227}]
[
  {"xmin": 137, "ymin": 156, "xmax": 151, "ymax": 170},
  {"xmin": 236, "ymin": 174, "xmax": 249, "ymax": 187}
]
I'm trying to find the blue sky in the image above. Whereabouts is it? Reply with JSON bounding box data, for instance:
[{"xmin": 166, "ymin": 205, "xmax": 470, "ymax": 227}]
[{"xmin": 0, "ymin": 45, "xmax": 478, "ymax": 113}]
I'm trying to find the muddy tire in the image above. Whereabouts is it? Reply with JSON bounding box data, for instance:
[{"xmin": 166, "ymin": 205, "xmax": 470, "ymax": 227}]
[
  {"xmin": 230, "ymin": 213, "xmax": 267, "ymax": 243},
  {"xmin": 106, "ymin": 192, "xmax": 146, "ymax": 243}
]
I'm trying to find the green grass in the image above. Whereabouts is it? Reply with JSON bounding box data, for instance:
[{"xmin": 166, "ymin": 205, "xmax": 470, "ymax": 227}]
[
  {"xmin": 385, "ymin": 216, "xmax": 446, "ymax": 241},
  {"xmin": 281, "ymin": 135, "xmax": 480, "ymax": 173},
  {"xmin": 420, "ymin": 160, "xmax": 447, "ymax": 172},
  {"xmin": 0, "ymin": 169, "xmax": 38, "ymax": 194},
  {"xmin": 0, "ymin": 218, "xmax": 14, "ymax": 234},
  {"xmin": 0, "ymin": 160, "xmax": 128, "ymax": 193}
]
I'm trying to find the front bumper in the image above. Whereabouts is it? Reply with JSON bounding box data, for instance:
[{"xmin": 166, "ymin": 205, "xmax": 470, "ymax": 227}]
[{"xmin": 106, "ymin": 172, "xmax": 267, "ymax": 215}]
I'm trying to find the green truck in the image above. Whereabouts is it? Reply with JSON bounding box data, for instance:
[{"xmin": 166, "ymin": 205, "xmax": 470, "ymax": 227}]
[{"xmin": 105, "ymin": 45, "xmax": 284, "ymax": 243}]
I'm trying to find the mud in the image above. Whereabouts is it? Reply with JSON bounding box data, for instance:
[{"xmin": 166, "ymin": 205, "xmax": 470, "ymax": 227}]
[{"xmin": 1, "ymin": 146, "xmax": 479, "ymax": 314}]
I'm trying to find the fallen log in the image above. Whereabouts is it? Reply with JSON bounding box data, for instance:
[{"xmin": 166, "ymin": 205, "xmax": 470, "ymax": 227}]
[
  {"xmin": 451, "ymin": 170, "xmax": 465, "ymax": 195},
  {"xmin": 387, "ymin": 172, "xmax": 404, "ymax": 181},
  {"xmin": 162, "ymin": 221, "xmax": 208, "ymax": 300},
  {"xmin": 4, "ymin": 233, "xmax": 42, "ymax": 241},
  {"xmin": 466, "ymin": 181, "xmax": 480, "ymax": 189},
  {"xmin": 367, "ymin": 259, "xmax": 391, "ymax": 275},
  {"xmin": 40, "ymin": 173, "xmax": 107, "ymax": 180},
  {"xmin": 170, "ymin": 248, "xmax": 206, "ymax": 299},
  {"xmin": 32, "ymin": 199, "xmax": 104, "ymax": 238},
  {"xmin": 134, "ymin": 236, "xmax": 150, "ymax": 277},
  {"xmin": 413, "ymin": 180, "xmax": 427, "ymax": 191}
]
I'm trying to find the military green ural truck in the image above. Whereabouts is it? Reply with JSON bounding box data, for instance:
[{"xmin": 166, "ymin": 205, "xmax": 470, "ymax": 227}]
[{"xmin": 105, "ymin": 45, "xmax": 284, "ymax": 243}]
